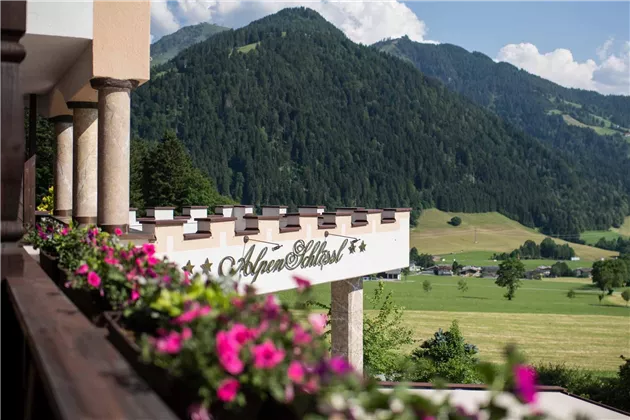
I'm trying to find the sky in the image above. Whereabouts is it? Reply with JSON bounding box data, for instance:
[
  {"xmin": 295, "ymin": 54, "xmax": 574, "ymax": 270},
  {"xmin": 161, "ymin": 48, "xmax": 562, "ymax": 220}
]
[{"xmin": 150, "ymin": 1, "xmax": 630, "ymax": 96}]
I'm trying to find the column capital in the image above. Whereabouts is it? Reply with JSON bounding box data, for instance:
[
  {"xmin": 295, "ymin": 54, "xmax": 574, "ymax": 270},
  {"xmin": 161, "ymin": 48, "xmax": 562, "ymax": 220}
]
[
  {"xmin": 90, "ymin": 77, "xmax": 139, "ymax": 91},
  {"xmin": 49, "ymin": 115, "xmax": 73, "ymax": 124},
  {"xmin": 67, "ymin": 101, "xmax": 98, "ymax": 109}
]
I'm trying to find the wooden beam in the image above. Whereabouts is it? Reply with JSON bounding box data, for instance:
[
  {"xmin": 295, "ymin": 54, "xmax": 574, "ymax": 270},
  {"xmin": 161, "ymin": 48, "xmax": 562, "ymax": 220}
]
[{"xmin": 23, "ymin": 94, "xmax": 37, "ymax": 228}]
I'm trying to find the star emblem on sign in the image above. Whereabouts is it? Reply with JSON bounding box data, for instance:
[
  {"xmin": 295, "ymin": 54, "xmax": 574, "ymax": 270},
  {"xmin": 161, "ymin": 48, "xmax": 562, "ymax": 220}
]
[
  {"xmin": 349, "ymin": 243, "xmax": 357, "ymax": 254},
  {"xmin": 359, "ymin": 241, "xmax": 366, "ymax": 252},
  {"xmin": 183, "ymin": 260, "xmax": 195, "ymax": 273},
  {"xmin": 200, "ymin": 258, "xmax": 213, "ymax": 275}
]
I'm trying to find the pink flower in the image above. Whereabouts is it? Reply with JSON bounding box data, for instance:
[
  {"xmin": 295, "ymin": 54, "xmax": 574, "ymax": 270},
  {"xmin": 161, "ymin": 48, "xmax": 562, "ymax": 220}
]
[
  {"xmin": 284, "ymin": 383, "xmax": 295, "ymax": 403},
  {"xmin": 61, "ymin": 227, "xmax": 69, "ymax": 236},
  {"xmin": 308, "ymin": 313, "xmax": 327, "ymax": 335},
  {"xmin": 287, "ymin": 361, "xmax": 305, "ymax": 383},
  {"xmin": 87, "ymin": 271, "xmax": 101, "ymax": 288},
  {"xmin": 130, "ymin": 290, "xmax": 140, "ymax": 302},
  {"xmin": 114, "ymin": 227, "xmax": 123, "ymax": 236},
  {"xmin": 228, "ymin": 323, "xmax": 254, "ymax": 345},
  {"xmin": 216, "ymin": 331, "xmax": 244, "ymax": 375},
  {"xmin": 181, "ymin": 327, "xmax": 192, "ymax": 340},
  {"xmin": 155, "ymin": 331, "xmax": 185, "ymax": 354},
  {"xmin": 328, "ymin": 356, "xmax": 352, "ymax": 375},
  {"xmin": 292, "ymin": 324, "xmax": 312, "ymax": 346},
  {"xmin": 174, "ymin": 303, "xmax": 212, "ymax": 325},
  {"xmin": 253, "ymin": 340, "xmax": 285, "ymax": 369},
  {"xmin": 231, "ymin": 297, "xmax": 244, "ymax": 309},
  {"xmin": 293, "ymin": 275, "xmax": 311, "ymax": 292},
  {"xmin": 76, "ymin": 264, "xmax": 89, "ymax": 275},
  {"xmin": 514, "ymin": 364, "xmax": 537, "ymax": 404},
  {"xmin": 217, "ymin": 378, "xmax": 240, "ymax": 402},
  {"xmin": 147, "ymin": 256, "xmax": 159, "ymax": 266},
  {"xmin": 253, "ymin": 320, "xmax": 269, "ymax": 338},
  {"xmin": 142, "ymin": 243, "xmax": 155, "ymax": 256},
  {"xmin": 188, "ymin": 404, "xmax": 211, "ymax": 420},
  {"xmin": 302, "ymin": 377, "xmax": 319, "ymax": 394},
  {"xmin": 263, "ymin": 295, "xmax": 280, "ymax": 319},
  {"xmin": 104, "ymin": 257, "xmax": 119, "ymax": 265}
]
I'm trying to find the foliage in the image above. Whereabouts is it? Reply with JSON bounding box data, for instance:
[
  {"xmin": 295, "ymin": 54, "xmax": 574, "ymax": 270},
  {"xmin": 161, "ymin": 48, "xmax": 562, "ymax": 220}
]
[
  {"xmin": 457, "ymin": 278, "xmax": 469, "ymax": 294},
  {"xmin": 375, "ymin": 37, "xmax": 630, "ymax": 235},
  {"xmin": 130, "ymin": 131, "xmax": 236, "ymax": 211},
  {"xmin": 550, "ymin": 261, "xmax": 573, "ymax": 278},
  {"xmin": 409, "ymin": 321, "xmax": 481, "ymax": 384},
  {"xmin": 24, "ymin": 110, "xmax": 55, "ymax": 203},
  {"xmin": 363, "ymin": 282, "xmax": 414, "ymax": 379},
  {"xmin": 449, "ymin": 216, "xmax": 462, "ymax": 227},
  {"xmin": 592, "ymin": 258, "xmax": 630, "ymax": 293},
  {"xmin": 593, "ymin": 236, "xmax": 630, "ymax": 254},
  {"xmin": 409, "ymin": 247, "xmax": 434, "ymax": 269},
  {"xmin": 495, "ymin": 258, "xmax": 525, "ymax": 300},
  {"xmin": 422, "ymin": 279, "xmax": 432, "ymax": 293},
  {"xmin": 452, "ymin": 260, "xmax": 463, "ymax": 275},
  {"xmin": 566, "ymin": 289, "xmax": 576, "ymax": 299},
  {"xmin": 622, "ymin": 289, "xmax": 630, "ymax": 306},
  {"xmin": 493, "ymin": 238, "xmax": 575, "ymax": 261},
  {"xmin": 150, "ymin": 22, "xmax": 228, "ymax": 67},
  {"xmin": 37, "ymin": 186, "xmax": 54, "ymax": 212},
  {"xmin": 131, "ymin": 8, "xmax": 623, "ymax": 236}
]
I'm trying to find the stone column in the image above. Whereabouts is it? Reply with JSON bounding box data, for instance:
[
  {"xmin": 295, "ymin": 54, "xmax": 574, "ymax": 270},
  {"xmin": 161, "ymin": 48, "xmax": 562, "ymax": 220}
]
[
  {"xmin": 331, "ymin": 277, "xmax": 364, "ymax": 374},
  {"xmin": 68, "ymin": 102, "xmax": 98, "ymax": 226},
  {"xmin": 90, "ymin": 78, "xmax": 138, "ymax": 234},
  {"xmin": 50, "ymin": 115, "xmax": 73, "ymax": 217}
]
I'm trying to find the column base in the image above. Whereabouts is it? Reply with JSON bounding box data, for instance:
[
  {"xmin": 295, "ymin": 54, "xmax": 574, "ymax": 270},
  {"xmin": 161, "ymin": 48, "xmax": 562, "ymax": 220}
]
[
  {"xmin": 53, "ymin": 209, "xmax": 72, "ymax": 217},
  {"xmin": 73, "ymin": 216, "xmax": 98, "ymax": 226},
  {"xmin": 331, "ymin": 278, "xmax": 364, "ymax": 374}
]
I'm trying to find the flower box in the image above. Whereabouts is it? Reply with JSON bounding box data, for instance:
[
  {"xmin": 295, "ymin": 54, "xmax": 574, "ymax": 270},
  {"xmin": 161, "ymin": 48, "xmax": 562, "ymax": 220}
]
[
  {"xmin": 103, "ymin": 311, "xmax": 309, "ymax": 420},
  {"xmin": 39, "ymin": 251, "xmax": 61, "ymax": 284}
]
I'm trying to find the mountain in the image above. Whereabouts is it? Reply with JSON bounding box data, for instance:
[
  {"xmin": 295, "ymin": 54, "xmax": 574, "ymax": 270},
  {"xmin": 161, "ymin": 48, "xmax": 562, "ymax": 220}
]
[
  {"xmin": 151, "ymin": 22, "xmax": 229, "ymax": 66},
  {"xmin": 131, "ymin": 8, "xmax": 630, "ymax": 235},
  {"xmin": 373, "ymin": 38, "xmax": 630, "ymax": 216}
]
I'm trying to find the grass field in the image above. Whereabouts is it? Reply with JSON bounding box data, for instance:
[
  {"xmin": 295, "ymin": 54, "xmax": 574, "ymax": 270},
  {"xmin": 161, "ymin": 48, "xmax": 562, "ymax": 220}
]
[
  {"xmin": 435, "ymin": 250, "xmax": 593, "ymax": 270},
  {"xmin": 410, "ymin": 209, "xmax": 615, "ymax": 261},
  {"xmin": 581, "ymin": 216, "xmax": 630, "ymax": 245},
  {"xmin": 280, "ymin": 276, "xmax": 628, "ymax": 371}
]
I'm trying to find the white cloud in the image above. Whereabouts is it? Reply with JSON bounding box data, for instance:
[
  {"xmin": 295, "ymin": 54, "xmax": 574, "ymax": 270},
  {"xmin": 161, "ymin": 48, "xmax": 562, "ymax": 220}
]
[
  {"xmin": 150, "ymin": 0, "xmax": 435, "ymax": 46},
  {"xmin": 496, "ymin": 39, "xmax": 630, "ymax": 96}
]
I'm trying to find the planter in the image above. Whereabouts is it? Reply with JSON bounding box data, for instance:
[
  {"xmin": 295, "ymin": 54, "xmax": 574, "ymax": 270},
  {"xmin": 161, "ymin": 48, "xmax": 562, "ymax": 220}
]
[
  {"xmin": 103, "ymin": 312, "xmax": 308, "ymax": 420},
  {"xmin": 39, "ymin": 251, "xmax": 61, "ymax": 284},
  {"xmin": 62, "ymin": 287, "xmax": 110, "ymax": 327}
]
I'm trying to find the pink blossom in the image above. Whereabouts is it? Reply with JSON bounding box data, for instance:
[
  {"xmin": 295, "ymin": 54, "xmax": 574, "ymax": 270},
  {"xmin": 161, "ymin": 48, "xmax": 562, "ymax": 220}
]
[
  {"xmin": 292, "ymin": 324, "xmax": 312, "ymax": 346},
  {"xmin": 174, "ymin": 303, "xmax": 212, "ymax": 325},
  {"xmin": 216, "ymin": 331, "xmax": 244, "ymax": 375},
  {"xmin": 147, "ymin": 256, "xmax": 159, "ymax": 266},
  {"xmin": 183, "ymin": 271, "xmax": 191, "ymax": 285},
  {"xmin": 284, "ymin": 383, "xmax": 295, "ymax": 403},
  {"xmin": 302, "ymin": 377, "xmax": 319, "ymax": 394},
  {"xmin": 217, "ymin": 378, "xmax": 240, "ymax": 402},
  {"xmin": 328, "ymin": 356, "xmax": 352, "ymax": 375},
  {"xmin": 61, "ymin": 227, "xmax": 69, "ymax": 236},
  {"xmin": 231, "ymin": 297, "xmax": 244, "ymax": 309},
  {"xmin": 155, "ymin": 331, "xmax": 185, "ymax": 354},
  {"xmin": 162, "ymin": 275, "xmax": 172, "ymax": 284},
  {"xmin": 263, "ymin": 295, "xmax": 280, "ymax": 319},
  {"xmin": 287, "ymin": 361, "xmax": 305, "ymax": 383},
  {"xmin": 253, "ymin": 320, "xmax": 269, "ymax": 338},
  {"xmin": 114, "ymin": 227, "xmax": 123, "ymax": 236},
  {"xmin": 253, "ymin": 340, "xmax": 285, "ymax": 369},
  {"xmin": 76, "ymin": 264, "xmax": 89, "ymax": 275},
  {"xmin": 308, "ymin": 313, "xmax": 327, "ymax": 335},
  {"xmin": 188, "ymin": 404, "xmax": 211, "ymax": 420},
  {"xmin": 142, "ymin": 243, "xmax": 155, "ymax": 256},
  {"xmin": 181, "ymin": 327, "xmax": 192, "ymax": 340},
  {"xmin": 228, "ymin": 323, "xmax": 254, "ymax": 345},
  {"xmin": 104, "ymin": 257, "xmax": 120, "ymax": 265},
  {"xmin": 514, "ymin": 364, "xmax": 537, "ymax": 404},
  {"xmin": 87, "ymin": 271, "xmax": 101, "ymax": 288},
  {"xmin": 130, "ymin": 290, "xmax": 140, "ymax": 302},
  {"xmin": 293, "ymin": 275, "xmax": 311, "ymax": 292}
]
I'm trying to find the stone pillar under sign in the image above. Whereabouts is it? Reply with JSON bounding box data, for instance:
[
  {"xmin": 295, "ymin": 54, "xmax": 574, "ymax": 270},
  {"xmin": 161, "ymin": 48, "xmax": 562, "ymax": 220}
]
[{"xmin": 330, "ymin": 277, "xmax": 363, "ymax": 374}]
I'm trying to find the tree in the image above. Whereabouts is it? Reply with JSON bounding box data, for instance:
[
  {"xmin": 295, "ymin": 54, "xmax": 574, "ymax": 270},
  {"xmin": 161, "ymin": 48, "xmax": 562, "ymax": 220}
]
[
  {"xmin": 540, "ymin": 238, "xmax": 557, "ymax": 259},
  {"xmin": 495, "ymin": 258, "xmax": 525, "ymax": 300},
  {"xmin": 452, "ymin": 260, "xmax": 463, "ymax": 275},
  {"xmin": 422, "ymin": 279, "xmax": 432, "ymax": 293},
  {"xmin": 622, "ymin": 289, "xmax": 630, "ymax": 307},
  {"xmin": 449, "ymin": 216, "xmax": 462, "ymax": 227},
  {"xmin": 401, "ymin": 267, "xmax": 410, "ymax": 281},
  {"xmin": 592, "ymin": 259, "xmax": 629, "ymax": 293},
  {"xmin": 551, "ymin": 261, "xmax": 572, "ymax": 278},
  {"xmin": 567, "ymin": 289, "xmax": 576, "ymax": 299},
  {"xmin": 457, "ymin": 278, "xmax": 469, "ymax": 294}
]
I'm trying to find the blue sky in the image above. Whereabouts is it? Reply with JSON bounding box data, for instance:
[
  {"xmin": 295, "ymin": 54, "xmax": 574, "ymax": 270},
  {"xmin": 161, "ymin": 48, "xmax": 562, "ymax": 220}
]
[
  {"xmin": 151, "ymin": 1, "xmax": 630, "ymax": 95},
  {"xmin": 405, "ymin": 2, "xmax": 630, "ymax": 62}
]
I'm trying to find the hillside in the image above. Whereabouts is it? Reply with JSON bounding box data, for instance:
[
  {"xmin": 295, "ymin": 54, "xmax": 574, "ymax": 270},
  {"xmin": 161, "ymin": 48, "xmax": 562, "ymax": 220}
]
[
  {"xmin": 411, "ymin": 209, "xmax": 614, "ymax": 261},
  {"xmin": 132, "ymin": 8, "xmax": 628, "ymax": 236},
  {"xmin": 150, "ymin": 22, "xmax": 228, "ymax": 66},
  {"xmin": 374, "ymin": 39, "xmax": 630, "ymax": 228}
]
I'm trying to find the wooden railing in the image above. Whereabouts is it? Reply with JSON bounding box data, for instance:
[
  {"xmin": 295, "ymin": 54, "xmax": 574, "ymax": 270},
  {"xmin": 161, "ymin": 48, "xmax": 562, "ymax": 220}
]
[{"xmin": 2, "ymin": 248, "xmax": 178, "ymax": 420}]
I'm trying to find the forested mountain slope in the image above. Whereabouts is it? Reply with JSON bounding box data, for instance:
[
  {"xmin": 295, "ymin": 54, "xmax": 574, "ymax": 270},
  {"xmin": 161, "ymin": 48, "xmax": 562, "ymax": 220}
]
[
  {"xmin": 131, "ymin": 8, "xmax": 629, "ymax": 235},
  {"xmin": 151, "ymin": 22, "xmax": 228, "ymax": 66}
]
